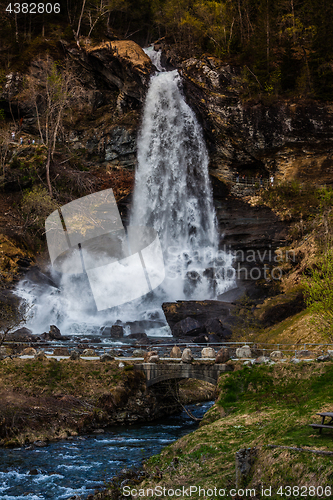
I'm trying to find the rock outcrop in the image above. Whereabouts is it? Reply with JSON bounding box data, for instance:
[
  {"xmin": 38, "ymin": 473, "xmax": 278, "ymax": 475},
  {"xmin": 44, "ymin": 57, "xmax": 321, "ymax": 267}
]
[
  {"xmin": 181, "ymin": 58, "xmax": 333, "ymax": 184},
  {"xmin": 64, "ymin": 40, "xmax": 153, "ymax": 105}
]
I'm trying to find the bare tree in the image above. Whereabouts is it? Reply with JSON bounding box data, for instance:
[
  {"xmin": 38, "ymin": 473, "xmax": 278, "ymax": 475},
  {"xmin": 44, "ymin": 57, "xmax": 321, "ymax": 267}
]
[
  {"xmin": 0, "ymin": 294, "xmax": 32, "ymax": 348},
  {"xmin": 26, "ymin": 57, "xmax": 84, "ymax": 197}
]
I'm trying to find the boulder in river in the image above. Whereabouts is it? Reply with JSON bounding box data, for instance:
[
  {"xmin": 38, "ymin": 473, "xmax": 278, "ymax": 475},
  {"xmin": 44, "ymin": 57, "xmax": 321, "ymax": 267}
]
[
  {"xmin": 111, "ymin": 325, "xmax": 124, "ymax": 338},
  {"xmin": 49, "ymin": 325, "xmax": 62, "ymax": 340}
]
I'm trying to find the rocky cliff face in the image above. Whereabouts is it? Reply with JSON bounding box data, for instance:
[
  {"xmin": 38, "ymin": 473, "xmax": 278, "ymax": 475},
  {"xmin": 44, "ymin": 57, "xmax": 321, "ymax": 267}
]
[{"xmin": 181, "ymin": 58, "xmax": 333, "ymax": 185}]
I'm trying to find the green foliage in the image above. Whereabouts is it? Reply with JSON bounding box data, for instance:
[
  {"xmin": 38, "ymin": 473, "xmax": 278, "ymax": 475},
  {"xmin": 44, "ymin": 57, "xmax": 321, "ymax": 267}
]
[
  {"xmin": 21, "ymin": 186, "xmax": 58, "ymax": 238},
  {"xmin": 261, "ymin": 181, "xmax": 333, "ymax": 222},
  {"xmin": 304, "ymin": 248, "xmax": 333, "ymax": 339}
]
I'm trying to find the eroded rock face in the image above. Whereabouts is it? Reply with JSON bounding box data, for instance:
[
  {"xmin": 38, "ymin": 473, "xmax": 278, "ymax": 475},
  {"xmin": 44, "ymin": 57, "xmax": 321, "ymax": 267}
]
[
  {"xmin": 181, "ymin": 57, "xmax": 333, "ymax": 184},
  {"xmin": 65, "ymin": 40, "xmax": 152, "ymax": 104}
]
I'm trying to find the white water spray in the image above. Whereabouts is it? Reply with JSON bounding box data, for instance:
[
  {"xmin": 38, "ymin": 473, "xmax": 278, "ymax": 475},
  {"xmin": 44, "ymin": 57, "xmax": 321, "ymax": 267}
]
[
  {"xmin": 16, "ymin": 54, "xmax": 234, "ymax": 335},
  {"xmin": 131, "ymin": 67, "xmax": 234, "ymax": 300}
]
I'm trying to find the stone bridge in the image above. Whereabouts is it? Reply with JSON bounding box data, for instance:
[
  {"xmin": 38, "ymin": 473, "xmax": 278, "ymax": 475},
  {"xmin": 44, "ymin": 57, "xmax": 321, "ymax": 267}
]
[{"xmin": 134, "ymin": 363, "xmax": 232, "ymax": 387}]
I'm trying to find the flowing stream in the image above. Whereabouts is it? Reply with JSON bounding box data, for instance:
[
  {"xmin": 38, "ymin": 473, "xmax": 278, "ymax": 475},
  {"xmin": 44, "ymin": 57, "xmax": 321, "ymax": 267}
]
[{"xmin": 0, "ymin": 402, "xmax": 213, "ymax": 500}]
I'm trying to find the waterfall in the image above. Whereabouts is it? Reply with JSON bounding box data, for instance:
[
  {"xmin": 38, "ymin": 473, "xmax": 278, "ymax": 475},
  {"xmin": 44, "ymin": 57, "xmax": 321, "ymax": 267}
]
[
  {"xmin": 130, "ymin": 68, "xmax": 234, "ymax": 300},
  {"xmin": 15, "ymin": 57, "xmax": 234, "ymax": 335}
]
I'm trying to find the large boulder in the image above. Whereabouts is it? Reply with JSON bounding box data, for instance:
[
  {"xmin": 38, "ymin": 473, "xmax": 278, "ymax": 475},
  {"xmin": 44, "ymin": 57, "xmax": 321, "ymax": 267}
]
[
  {"xmin": 162, "ymin": 301, "xmax": 232, "ymax": 330},
  {"xmin": 7, "ymin": 327, "xmax": 34, "ymax": 342},
  {"xmin": 170, "ymin": 345, "xmax": 182, "ymax": 358},
  {"xmin": 172, "ymin": 317, "xmax": 202, "ymax": 338},
  {"xmin": 215, "ymin": 348, "xmax": 230, "ymax": 363},
  {"xmin": 201, "ymin": 347, "xmax": 216, "ymax": 358},
  {"xmin": 236, "ymin": 345, "xmax": 252, "ymax": 358},
  {"xmin": 204, "ymin": 318, "xmax": 232, "ymax": 339},
  {"xmin": 49, "ymin": 325, "xmax": 62, "ymax": 340},
  {"xmin": 181, "ymin": 348, "xmax": 193, "ymax": 363},
  {"xmin": 110, "ymin": 325, "xmax": 124, "ymax": 339}
]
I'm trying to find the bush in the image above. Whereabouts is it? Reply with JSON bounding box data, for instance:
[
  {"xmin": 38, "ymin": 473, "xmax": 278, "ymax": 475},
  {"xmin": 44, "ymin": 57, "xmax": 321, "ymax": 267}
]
[
  {"xmin": 303, "ymin": 248, "xmax": 333, "ymax": 339},
  {"xmin": 21, "ymin": 186, "xmax": 58, "ymax": 239}
]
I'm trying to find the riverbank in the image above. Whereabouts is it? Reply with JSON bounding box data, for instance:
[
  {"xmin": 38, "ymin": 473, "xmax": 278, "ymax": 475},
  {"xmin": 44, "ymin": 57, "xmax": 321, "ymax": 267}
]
[
  {"xmin": 96, "ymin": 361, "xmax": 333, "ymax": 500},
  {"xmin": 0, "ymin": 358, "xmax": 215, "ymax": 447}
]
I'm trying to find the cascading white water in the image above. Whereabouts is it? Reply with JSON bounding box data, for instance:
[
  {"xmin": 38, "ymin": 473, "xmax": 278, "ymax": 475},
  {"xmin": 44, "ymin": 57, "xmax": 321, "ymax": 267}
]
[
  {"xmin": 15, "ymin": 56, "xmax": 234, "ymax": 335},
  {"xmin": 130, "ymin": 67, "xmax": 234, "ymax": 300}
]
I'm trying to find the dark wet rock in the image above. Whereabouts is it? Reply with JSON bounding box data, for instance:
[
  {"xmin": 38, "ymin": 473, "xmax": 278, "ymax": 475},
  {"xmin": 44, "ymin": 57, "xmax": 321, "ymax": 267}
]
[
  {"xmin": 49, "ymin": 325, "xmax": 62, "ymax": 340},
  {"xmin": 172, "ymin": 317, "xmax": 202, "ymax": 338},
  {"xmin": 235, "ymin": 447, "xmax": 257, "ymax": 488},
  {"xmin": 126, "ymin": 332, "xmax": 149, "ymax": 342},
  {"xmin": 204, "ymin": 317, "xmax": 232, "ymax": 339},
  {"xmin": 7, "ymin": 327, "xmax": 34, "ymax": 342},
  {"xmin": 162, "ymin": 300, "xmax": 233, "ymax": 330},
  {"xmin": 206, "ymin": 334, "xmax": 221, "ymax": 343},
  {"xmin": 33, "ymin": 440, "xmax": 47, "ymax": 447},
  {"xmin": 101, "ymin": 325, "xmax": 124, "ymax": 338},
  {"xmin": 24, "ymin": 266, "xmax": 58, "ymax": 288}
]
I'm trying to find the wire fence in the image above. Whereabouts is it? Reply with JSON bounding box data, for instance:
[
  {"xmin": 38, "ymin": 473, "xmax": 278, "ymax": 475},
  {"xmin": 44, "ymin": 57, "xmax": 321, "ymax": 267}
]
[{"xmin": 4, "ymin": 339, "xmax": 333, "ymax": 359}]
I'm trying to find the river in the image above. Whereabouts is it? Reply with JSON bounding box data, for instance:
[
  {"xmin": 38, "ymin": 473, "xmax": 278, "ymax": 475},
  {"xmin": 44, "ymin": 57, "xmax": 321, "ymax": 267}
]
[{"xmin": 0, "ymin": 401, "xmax": 213, "ymax": 499}]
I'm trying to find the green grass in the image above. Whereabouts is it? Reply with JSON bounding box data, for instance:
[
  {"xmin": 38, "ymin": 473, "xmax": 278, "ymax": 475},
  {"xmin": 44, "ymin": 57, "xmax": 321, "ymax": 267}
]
[{"xmin": 122, "ymin": 362, "xmax": 333, "ymax": 499}]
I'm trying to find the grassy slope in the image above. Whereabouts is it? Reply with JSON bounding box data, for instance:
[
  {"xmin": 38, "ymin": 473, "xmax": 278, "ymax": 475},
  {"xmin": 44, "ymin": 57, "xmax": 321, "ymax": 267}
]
[{"xmin": 117, "ymin": 362, "xmax": 333, "ymax": 499}]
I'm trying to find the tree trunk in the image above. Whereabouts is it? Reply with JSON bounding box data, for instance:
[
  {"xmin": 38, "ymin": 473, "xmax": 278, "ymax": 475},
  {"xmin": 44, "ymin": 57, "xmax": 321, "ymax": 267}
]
[{"xmin": 46, "ymin": 146, "xmax": 53, "ymax": 197}]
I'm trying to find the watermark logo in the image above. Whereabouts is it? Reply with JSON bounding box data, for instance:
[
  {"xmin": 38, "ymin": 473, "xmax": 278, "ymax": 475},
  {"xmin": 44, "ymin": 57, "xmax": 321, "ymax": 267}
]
[{"xmin": 45, "ymin": 189, "xmax": 165, "ymax": 311}]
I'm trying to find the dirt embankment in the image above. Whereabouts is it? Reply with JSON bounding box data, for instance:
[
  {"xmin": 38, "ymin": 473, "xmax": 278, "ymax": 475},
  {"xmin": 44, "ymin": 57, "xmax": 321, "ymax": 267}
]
[{"xmin": 0, "ymin": 357, "xmax": 215, "ymax": 447}]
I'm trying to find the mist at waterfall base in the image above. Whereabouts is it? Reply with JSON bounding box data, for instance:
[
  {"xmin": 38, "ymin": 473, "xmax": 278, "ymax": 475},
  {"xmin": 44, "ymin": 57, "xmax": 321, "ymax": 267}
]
[{"xmin": 16, "ymin": 63, "xmax": 235, "ymax": 337}]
